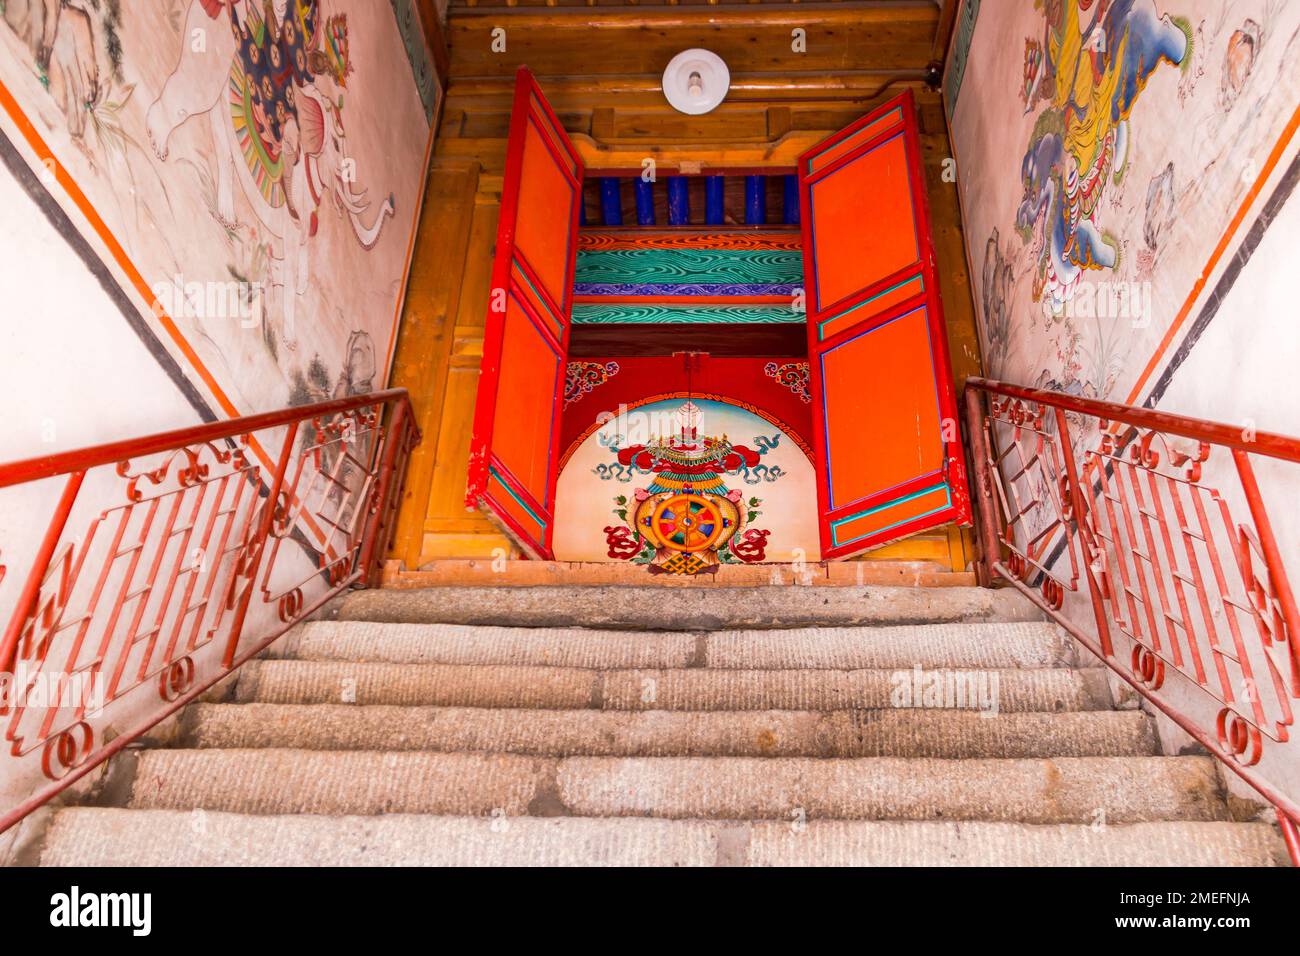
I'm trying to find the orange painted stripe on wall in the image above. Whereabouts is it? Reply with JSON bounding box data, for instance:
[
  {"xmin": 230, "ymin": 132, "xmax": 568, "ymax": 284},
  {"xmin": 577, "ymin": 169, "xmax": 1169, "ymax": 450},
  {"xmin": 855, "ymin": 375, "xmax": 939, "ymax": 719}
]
[
  {"xmin": 0, "ymin": 78, "xmax": 345, "ymax": 556},
  {"xmin": 1125, "ymin": 99, "xmax": 1300, "ymax": 405},
  {"xmin": 0, "ymin": 78, "xmax": 243, "ymax": 423}
]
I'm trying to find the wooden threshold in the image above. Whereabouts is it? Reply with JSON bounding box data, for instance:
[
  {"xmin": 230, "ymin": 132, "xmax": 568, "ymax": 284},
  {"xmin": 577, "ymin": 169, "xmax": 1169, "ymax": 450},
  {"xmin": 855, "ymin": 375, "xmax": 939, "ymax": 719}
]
[{"xmin": 379, "ymin": 559, "xmax": 977, "ymax": 589}]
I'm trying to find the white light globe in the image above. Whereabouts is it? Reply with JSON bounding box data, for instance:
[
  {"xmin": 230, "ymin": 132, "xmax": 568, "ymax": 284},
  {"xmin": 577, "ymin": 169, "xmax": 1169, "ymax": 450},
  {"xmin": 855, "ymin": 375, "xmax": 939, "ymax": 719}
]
[{"xmin": 662, "ymin": 49, "xmax": 730, "ymax": 115}]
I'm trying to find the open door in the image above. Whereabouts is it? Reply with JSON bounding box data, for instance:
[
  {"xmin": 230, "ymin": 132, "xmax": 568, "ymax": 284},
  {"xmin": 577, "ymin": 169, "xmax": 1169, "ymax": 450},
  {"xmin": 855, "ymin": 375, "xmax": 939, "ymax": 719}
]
[
  {"xmin": 467, "ymin": 67, "xmax": 583, "ymax": 559},
  {"xmin": 799, "ymin": 90, "xmax": 970, "ymax": 560}
]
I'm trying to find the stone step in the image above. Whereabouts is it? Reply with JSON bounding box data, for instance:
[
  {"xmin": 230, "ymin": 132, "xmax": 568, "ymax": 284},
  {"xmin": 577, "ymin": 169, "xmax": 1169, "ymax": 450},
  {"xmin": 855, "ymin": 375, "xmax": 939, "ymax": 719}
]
[
  {"xmin": 274, "ymin": 620, "xmax": 1075, "ymax": 671},
  {"xmin": 40, "ymin": 810, "xmax": 1288, "ymax": 866},
  {"xmin": 126, "ymin": 750, "xmax": 1226, "ymax": 824},
  {"xmin": 235, "ymin": 658, "xmax": 1110, "ymax": 712},
  {"xmin": 335, "ymin": 585, "xmax": 1042, "ymax": 630},
  {"xmin": 181, "ymin": 703, "xmax": 1157, "ymax": 759}
]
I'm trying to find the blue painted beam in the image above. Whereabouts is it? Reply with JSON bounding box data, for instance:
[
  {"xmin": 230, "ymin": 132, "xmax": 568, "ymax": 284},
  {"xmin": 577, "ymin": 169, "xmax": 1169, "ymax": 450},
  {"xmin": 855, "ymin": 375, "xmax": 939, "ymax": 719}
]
[
  {"xmin": 600, "ymin": 178, "xmax": 623, "ymax": 226},
  {"xmin": 745, "ymin": 176, "xmax": 767, "ymax": 225},
  {"xmin": 579, "ymin": 192, "xmax": 588, "ymax": 226},
  {"xmin": 667, "ymin": 177, "xmax": 690, "ymax": 226},
  {"xmin": 783, "ymin": 174, "xmax": 800, "ymax": 225},
  {"xmin": 704, "ymin": 176, "xmax": 725, "ymax": 225},
  {"xmin": 634, "ymin": 178, "xmax": 655, "ymax": 225}
]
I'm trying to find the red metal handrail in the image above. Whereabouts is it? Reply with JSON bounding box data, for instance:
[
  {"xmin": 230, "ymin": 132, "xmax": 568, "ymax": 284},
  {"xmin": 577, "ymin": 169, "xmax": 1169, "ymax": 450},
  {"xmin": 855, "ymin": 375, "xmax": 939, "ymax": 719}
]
[
  {"xmin": 965, "ymin": 376, "xmax": 1300, "ymax": 865},
  {"xmin": 0, "ymin": 389, "xmax": 419, "ymax": 834}
]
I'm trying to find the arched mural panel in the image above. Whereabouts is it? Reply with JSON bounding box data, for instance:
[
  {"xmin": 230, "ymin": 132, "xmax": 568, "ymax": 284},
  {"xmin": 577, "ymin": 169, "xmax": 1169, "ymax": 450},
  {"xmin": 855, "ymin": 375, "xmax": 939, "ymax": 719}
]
[{"xmin": 554, "ymin": 397, "xmax": 820, "ymax": 571}]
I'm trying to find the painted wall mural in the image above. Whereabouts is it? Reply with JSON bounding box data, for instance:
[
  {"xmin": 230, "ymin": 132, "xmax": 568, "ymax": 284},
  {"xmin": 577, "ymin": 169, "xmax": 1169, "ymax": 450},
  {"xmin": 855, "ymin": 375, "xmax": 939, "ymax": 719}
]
[
  {"xmin": 949, "ymin": 0, "xmax": 1300, "ymax": 800},
  {"xmin": 564, "ymin": 360, "xmax": 620, "ymax": 407},
  {"xmin": 1017, "ymin": 0, "xmax": 1190, "ymax": 312},
  {"xmin": 0, "ymin": 0, "xmax": 436, "ymax": 420},
  {"xmin": 949, "ymin": 0, "xmax": 1300, "ymax": 407},
  {"xmin": 553, "ymin": 398, "xmax": 821, "ymax": 570}
]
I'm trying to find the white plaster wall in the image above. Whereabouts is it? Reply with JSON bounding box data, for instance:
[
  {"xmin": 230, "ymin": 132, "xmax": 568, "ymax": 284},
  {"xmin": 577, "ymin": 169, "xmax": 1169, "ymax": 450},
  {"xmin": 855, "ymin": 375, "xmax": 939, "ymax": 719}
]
[{"xmin": 0, "ymin": 162, "xmax": 330, "ymax": 843}]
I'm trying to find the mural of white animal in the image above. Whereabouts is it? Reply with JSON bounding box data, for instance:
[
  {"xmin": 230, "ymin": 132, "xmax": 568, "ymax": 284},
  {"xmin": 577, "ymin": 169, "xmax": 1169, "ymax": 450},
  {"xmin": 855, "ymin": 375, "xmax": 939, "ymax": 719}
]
[{"xmin": 145, "ymin": 0, "xmax": 396, "ymax": 341}]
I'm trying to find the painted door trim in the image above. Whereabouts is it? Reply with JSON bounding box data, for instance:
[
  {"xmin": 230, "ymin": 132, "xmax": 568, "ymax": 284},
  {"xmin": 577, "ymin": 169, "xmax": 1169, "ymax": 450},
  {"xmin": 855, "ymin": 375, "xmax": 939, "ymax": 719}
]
[
  {"xmin": 798, "ymin": 89, "xmax": 971, "ymax": 561},
  {"xmin": 466, "ymin": 67, "xmax": 583, "ymax": 559}
]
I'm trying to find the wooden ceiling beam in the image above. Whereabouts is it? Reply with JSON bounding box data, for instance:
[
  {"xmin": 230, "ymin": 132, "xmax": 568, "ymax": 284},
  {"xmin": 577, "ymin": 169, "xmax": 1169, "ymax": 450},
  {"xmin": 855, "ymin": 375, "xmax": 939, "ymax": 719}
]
[
  {"xmin": 447, "ymin": 4, "xmax": 940, "ymax": 78},
  {"xmin": 447, "ymin": 71, "xmax": 929, "ymax": 103}
]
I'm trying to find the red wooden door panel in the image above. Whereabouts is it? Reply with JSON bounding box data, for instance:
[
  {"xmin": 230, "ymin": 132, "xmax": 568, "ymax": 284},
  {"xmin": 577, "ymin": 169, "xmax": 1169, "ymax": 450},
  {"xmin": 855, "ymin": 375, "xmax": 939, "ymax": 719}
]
[
  {"xmin": 466, "ymin": 67, "xmax": 583, "ymax": 559},
  {"xmin": 799, "ymin": 90, "xmax": 970, "ymax": 560}
]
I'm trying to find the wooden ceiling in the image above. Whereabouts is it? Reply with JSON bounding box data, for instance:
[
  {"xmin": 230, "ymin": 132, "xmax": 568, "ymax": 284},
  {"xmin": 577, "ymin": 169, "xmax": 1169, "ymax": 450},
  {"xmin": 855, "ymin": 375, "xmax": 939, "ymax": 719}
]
[{"xmin": 442, "ymin": 2, "xmax": 952, "ymax": 83}]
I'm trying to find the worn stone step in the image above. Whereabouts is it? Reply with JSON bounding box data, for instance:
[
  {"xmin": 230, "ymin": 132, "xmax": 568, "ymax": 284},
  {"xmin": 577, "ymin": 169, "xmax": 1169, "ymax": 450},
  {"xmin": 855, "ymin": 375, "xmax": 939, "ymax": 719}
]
[
  {"xmin": 235, "ymin": 658, "xmax": 1110, "ymax": 712},
  {"xmin": 39, "ymin": 810, "xmax": 1288, "ymax": 866},
  {"xmin": 182, "ymin": 704, "xmax": 1157, "ymax": 758},
  {"xmin": 274, "ymin": 620, "xmax": 1074, "ymax": 671},
  {"xmin": 129, "ymin": 750, "xmax": 550, "ymax": 817},
  {"xmin": 335, "ymin": 585, "xmax": 1041, "ymax": 630},
  {"xmin": 126, "ymin": 749, "xmax": 1225, "ymax": 824}
]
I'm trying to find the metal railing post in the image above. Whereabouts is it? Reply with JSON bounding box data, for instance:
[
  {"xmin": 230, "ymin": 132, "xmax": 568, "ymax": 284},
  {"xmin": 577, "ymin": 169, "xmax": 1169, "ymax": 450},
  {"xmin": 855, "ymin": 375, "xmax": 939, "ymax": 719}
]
[
  {"xmin": 358, "ymin": 400, "xmax": 409, "ymax": 587},
  {"xmin": 220, "ymin": 421, "xmax": 300, "ymax": 668},
  {"xmin": 0, "ymin": 470, "xmax": 85, "ymax": 676},
  {"xmin": 1053, "ymin": 407, "xmax": 1113, "ymax": 658},
  {"xmin": 963, "ymin": 387, "xmax": 1002, "ymax": 588}
]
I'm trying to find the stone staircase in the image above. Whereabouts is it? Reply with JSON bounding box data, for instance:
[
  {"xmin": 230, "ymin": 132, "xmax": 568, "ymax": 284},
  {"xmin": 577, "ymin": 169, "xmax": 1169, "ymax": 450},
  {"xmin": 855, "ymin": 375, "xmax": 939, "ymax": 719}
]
[{"xmin": 36, "ymin": 586, "xmax": 1289, "ymax": 866}]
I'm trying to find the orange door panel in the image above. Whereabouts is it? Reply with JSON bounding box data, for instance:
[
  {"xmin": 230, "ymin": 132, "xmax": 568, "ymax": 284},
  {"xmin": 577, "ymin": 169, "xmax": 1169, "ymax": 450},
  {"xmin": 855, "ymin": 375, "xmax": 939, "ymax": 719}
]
[
  {"xmin": 467, "ymin": 68, "xmax": 582, "ymax": 559},
  {"xmin": 799, "ymin": 90, "xmax": 971, "ymax": 560}
]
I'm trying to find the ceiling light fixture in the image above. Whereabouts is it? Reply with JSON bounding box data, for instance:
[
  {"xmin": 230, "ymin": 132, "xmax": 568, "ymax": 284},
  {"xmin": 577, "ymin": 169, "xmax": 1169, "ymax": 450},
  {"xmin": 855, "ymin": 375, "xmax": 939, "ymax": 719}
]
[{"xmin": 661, "ymin": 49, "xmax": 730, "ymax": 115}]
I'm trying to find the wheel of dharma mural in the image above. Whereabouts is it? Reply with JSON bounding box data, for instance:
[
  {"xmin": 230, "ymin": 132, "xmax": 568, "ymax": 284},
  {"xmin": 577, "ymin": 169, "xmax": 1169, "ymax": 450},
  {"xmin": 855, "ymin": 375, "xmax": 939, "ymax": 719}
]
[{"xmin": 651, "ymin": 494, "xmax": 726, "ymax": 554}]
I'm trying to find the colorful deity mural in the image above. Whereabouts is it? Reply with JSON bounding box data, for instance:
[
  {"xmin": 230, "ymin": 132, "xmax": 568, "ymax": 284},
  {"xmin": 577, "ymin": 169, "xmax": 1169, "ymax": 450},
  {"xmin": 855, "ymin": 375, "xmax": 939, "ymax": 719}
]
[
  {"xmin": 554, "ymin": 398, "xmax": 820, "ymax": 570},
  {"xmin": 950, "ymin": 0, "xmax": 1300, "ymax": 404},
  {"xmin": 0, "ymin": 0, "xmax": 435, "ymax": 418},
  {"xmin": 1017, "ymin": 0, "xmax": 1191, "ymax": 313}
]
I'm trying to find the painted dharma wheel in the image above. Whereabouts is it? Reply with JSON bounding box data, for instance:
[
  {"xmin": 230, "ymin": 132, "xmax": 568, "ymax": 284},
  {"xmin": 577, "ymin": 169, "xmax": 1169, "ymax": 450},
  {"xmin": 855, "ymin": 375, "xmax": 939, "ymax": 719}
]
[{"xmin": 651, "ymin": 493, "xmax": 726, "ymax": 553}]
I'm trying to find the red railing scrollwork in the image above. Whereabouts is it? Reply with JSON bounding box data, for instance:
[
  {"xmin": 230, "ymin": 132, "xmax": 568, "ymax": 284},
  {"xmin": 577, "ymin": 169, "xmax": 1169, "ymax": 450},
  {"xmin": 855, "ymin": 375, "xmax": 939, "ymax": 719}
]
[
  {"xmin": 965, "ymin": 377, "xmax": 1300, "ymax": 865},
  {"xmin": 0, "ymin": 389, "xmax": 418, "ymax": 833}
]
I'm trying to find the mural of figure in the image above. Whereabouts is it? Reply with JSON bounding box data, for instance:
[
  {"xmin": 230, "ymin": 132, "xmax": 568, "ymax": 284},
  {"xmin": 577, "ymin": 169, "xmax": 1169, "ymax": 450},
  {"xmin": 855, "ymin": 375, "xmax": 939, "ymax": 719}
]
[
  {"xmin": 1137, "ymin": 161, "xmax": 1176, "ymax": 277},
  {"xmin": 1015, "ymin": 0, "xmax": 1190, "ymax": 313},
  {"xmin": 980, "ymin": 228, "xmax": 1016, "ymax": 374},
  {"xmin": 334, "ymin": 328, "xmax": 376, "ymax": 397},
  {"xmin": 145, "ymin": 0, "xmax": 397, "ymax": 342}
]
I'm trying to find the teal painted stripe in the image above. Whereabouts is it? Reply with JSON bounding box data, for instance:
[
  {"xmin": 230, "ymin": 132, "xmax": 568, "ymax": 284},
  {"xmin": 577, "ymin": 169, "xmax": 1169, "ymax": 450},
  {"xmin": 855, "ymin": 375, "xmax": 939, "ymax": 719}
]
[
  {"xmin": 817, "ymin": 274, "xmax": 924, "ymax": 340},
  {"xmin": 572, "ymin": 305, "xmax": 803, "ymax": 325},
  {"xmin": 513, "ymin": 259, "xmax": 563, "ymax": 332},
  {"xmin": 807, "ymin": 107, "xmax": 903, "ymax": 169},
  {"xmin": 488, "ymin": 467, "xmax": 547, "ymax": 532},
  {"xmin": 575, "ymin": 248, "xmax": 803, "ymax": 286},
  {"xmin": 829, "ymin": 483, "xmax": 951, "ymax": 548}
]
